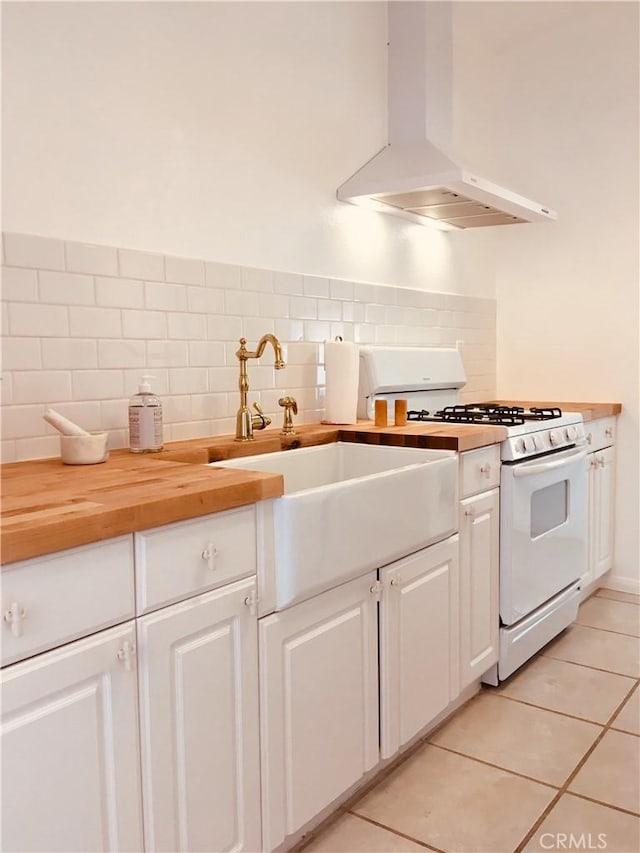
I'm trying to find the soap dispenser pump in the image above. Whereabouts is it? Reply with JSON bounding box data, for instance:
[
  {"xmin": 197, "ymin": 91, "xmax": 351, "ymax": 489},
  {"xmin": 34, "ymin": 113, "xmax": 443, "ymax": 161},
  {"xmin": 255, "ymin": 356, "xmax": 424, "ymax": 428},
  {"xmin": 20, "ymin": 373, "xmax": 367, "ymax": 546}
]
[{"xmin": 129, "ymin": 375, "xmax": 163, "ymax": 453}]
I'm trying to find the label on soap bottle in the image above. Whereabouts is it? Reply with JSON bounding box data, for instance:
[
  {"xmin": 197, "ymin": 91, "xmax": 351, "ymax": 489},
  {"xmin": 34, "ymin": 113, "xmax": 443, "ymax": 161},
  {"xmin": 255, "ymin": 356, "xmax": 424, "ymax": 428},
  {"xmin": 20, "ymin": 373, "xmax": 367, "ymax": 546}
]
[{"xmin": 129, "ymin": 406, "xmax": 163, "ymax": 452}]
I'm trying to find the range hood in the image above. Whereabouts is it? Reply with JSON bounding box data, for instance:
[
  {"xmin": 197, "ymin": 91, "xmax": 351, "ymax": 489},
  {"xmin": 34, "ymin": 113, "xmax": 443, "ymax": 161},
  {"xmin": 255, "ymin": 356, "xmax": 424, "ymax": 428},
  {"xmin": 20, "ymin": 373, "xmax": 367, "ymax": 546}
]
[{"xmin": 337, "ymin": 2, "xmax": 557, "ymax": 230}]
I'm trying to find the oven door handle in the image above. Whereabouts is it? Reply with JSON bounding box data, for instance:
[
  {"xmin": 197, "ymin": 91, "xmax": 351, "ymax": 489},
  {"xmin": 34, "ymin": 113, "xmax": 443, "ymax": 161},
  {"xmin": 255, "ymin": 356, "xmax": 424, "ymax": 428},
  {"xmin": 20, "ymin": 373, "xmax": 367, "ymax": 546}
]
[{"xmin": 512, "ymin": 447, "xmax": 587, "ymax": 478}]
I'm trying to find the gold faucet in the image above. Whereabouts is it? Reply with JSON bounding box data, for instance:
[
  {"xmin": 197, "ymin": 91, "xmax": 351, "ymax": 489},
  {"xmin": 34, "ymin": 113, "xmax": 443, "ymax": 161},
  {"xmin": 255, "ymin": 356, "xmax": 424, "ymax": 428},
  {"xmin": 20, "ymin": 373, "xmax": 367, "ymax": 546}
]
[{"xmin": 235, "ymin": 334, "xmax": 286, "ymax": 441}]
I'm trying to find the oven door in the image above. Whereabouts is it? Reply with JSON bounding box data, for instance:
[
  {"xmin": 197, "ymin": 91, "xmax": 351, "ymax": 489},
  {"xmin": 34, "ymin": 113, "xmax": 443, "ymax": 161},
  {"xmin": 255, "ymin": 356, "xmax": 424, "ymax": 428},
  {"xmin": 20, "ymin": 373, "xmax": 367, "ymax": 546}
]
[{"xmin": 500, "ymin": 446, "xmax": 587, "ymax": 626}]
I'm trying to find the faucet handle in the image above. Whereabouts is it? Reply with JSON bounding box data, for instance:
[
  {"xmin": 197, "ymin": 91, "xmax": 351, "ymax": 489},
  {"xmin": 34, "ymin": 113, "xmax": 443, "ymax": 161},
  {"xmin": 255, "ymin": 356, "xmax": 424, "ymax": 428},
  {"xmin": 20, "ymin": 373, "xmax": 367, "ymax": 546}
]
[{"xmin": 251, "ymin": 402, "xmax": 271, "ymax": 431}]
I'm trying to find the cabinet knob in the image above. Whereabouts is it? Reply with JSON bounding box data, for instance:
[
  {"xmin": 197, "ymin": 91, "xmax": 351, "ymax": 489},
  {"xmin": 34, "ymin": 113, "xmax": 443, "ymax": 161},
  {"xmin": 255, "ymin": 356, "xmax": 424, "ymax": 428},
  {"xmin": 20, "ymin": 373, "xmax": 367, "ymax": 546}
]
[
  {"xmin": 605, "ymin": 428, "xmax": 613, "ymax": 439},
  {"xmin": 117, "ymin": 640, "xmax": 136, "ymax": 672},
  {"xmin": 243, "ymin": 591, "xmax": 257, "ymax": 616},
  {"xmin": 201, "ymin": 544, "xmax": 217, "ymax": 570},
  {"xmin": 464, "ymin": 506, "xmax": 476, "ymax": 518},
  {"xmin": 390, "ymin": 575, "xmax": 402, "ymax": 586},
  {"xmin": 479, "ymin": 464, "xmax": 491, "ymax": 477},
  {"xmin": 598, "ymin": 457, "xmax": 606, "ymax": 468},
  {"xmin": 3, "ymin": 602, "xmax": 27, "ymax": 638}
]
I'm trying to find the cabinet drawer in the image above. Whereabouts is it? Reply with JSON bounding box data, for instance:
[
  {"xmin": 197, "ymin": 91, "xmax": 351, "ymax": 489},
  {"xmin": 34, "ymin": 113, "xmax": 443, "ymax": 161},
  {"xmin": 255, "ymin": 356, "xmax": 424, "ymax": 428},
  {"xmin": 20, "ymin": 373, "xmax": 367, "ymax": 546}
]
[
  {"xmin": 584, "ymin": 417, "xmax": 616, "ymax": 452},
  {"xmin": 1, "ymin": 536, "xmax": 135, "ymax": 667},
  {"xmin": 460, "ymin": 445, "xmax": 501, "ymax": 498},
  {"xmin": 135, "ymin": 506, "xmax": 257, "ymax": 614}
]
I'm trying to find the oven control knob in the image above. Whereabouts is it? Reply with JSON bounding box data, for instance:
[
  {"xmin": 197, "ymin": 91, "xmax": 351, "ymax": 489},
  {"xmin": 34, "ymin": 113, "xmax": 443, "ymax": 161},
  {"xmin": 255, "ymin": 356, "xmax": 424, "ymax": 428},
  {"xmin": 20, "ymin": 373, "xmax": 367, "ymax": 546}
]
[
  {"xmin": 566, "ymin": 426, "xmax": 578, "ymax": 441},
  {"xmin": 523, "ymin": 436, "xmax": 535, "ymax": 453},
  {"xmin": 549, "ymin": 429, "xmax": 563, "ymax": 446},
  {"xmin": 517, "ymin": 438, "xmax": 526, "ymax": 453}
]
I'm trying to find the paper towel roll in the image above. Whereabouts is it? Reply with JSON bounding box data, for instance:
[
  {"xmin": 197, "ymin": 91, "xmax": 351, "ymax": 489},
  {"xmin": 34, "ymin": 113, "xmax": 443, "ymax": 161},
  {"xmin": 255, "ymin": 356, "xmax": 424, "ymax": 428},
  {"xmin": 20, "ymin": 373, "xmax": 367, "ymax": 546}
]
[{"xmin": 323, "ymin": 340, "xmax": 359, "ymax": 424}]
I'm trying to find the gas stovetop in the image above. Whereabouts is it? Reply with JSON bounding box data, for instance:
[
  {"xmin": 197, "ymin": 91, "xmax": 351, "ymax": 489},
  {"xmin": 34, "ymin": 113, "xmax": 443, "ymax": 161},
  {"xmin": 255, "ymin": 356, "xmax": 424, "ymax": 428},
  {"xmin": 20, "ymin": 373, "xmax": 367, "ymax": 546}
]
[
  {"xmin": 405, "ymin": 402, "xmax": 586, "ymax": 461},
  {"xmin": 407, "ymin": 404, "xmax": 565, "ymax": 427}
]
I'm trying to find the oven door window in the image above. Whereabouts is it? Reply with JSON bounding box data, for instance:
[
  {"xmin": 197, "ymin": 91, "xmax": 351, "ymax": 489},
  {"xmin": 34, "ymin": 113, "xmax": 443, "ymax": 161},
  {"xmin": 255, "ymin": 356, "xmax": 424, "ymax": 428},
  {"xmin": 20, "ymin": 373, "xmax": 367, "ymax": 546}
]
[{"xmin": 530, "ymin": 479, "xmax": 568, "ymax": 538}]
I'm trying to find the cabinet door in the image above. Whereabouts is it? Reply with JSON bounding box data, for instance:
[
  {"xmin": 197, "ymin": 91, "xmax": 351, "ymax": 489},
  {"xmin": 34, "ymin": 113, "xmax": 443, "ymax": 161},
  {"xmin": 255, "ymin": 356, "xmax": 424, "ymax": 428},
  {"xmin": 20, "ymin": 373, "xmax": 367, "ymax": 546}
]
[
  {"xmin": 593, "ymin": 446, "xmax": 615, "ymax": 580},
  {"xmin": 137, "ymin": 577, "xmax": 260, "ymax": 853},
  {"xmin": 260, "ymin": 572, "xmax": 379, "ymax": 852},
  {"xmin": 1, "ymin": 623, "xmax": 143, "ymax": 853},
  {"xmin": 379, "ymin": 535, "xmax": 459, "ymax": 760},
  {"xmin": 583, "ymin": 453, "xmax": 598, "ymax": 590},
  {"xmin": 459, "ymin": 490, "xmax": 499, "ymax": 690}
]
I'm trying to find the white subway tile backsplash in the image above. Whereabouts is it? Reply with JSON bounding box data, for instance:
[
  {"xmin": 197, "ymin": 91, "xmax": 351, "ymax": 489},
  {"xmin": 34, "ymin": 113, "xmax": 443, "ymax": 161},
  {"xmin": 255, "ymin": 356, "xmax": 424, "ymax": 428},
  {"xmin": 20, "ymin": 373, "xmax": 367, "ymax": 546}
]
[
  {"xmin": 66, "ymin": 241, "xmax": 118, "ymax": 276},
  {"xmin": 303, "ymin": 320, "xmax": 331, "ymax": 341},
  {"xmin": 290, "ymin": 296, "xmax": 316, "ymax": 320},
  {"xmin": 145, "ymin": 282, "xmax": 188, "ymax": 311},
  {"xmin": 209, "ymin": 366, "xmax": 238, "ymax": 393},
  {"xmin": 274, "ymin": 318, "xmax": 304, "ymax": 342},
  {"xmin": 208, "ymin": 315, "xmax": 242, "ymax": 342},
  {"xmin": 122, "ymin": 309, "xmax": 167, "ymax": 339},
  {"xmin": 3, "ymin": 233, "xmax": 65, "ymax": 271},
  {"xmin": 1, "ymin": 267, "xmax": 39, "ymax": 302},
  {"xmin": 242, "ymin": 267, "xmax": 274, "ymax": 292},
  {"xmin": 1, "ymin": 231, "xmax": 496, "ymax": 460},
  {"xmin": 303, "ymin": 275, "xmax": 330, "ymax": 298},
  {"xmin": 1, "ymin": 440, "xmax": 17, "ymax": 463},
  {"xmin": 318, "ymin": 300, "xmax": 341, "ymax": 321},
  {"xmin": 330, "ymin": 279, "xmax": 354, "ymax": 301},
  {"xmin": 12, "ymin": 370, "xmax": 72, "ymax": 404},
  {"xmin": 15, "ymin": 435, "xmax": 60, "ymax": 461},
  {"xmin": 243, "ymin": 317, "xmax": 274, "ymax": 341},
  {"xmin": 274, "ymin": 272, "xmax": 304, "ymax": 295},
  {"xmin": 168, "ymin": 312, "xmax": 207, "ymax": 340},
  {"xmin": 73, "ymin": 370, "xmax": 125, "ymax": 401},
  {"xmin": 188, "ymin": 340, "xmax": 226, "ymax": 367},
  {"xmin": 69, "ymin": 306, "xmax": 122, "ymax": 338},
  {"xmin": 259, "ymin": 293, "xmax": 289, "ymax": 319},
  {"xmin": 165, "ymin": 255, "xmax": 205, "ymax": 285},
  {"xmin": 96, "ymin": 276, "xmax": 145, "ymax": 308},
  {"xmin": 1, "ymin": 404, "xmax": 46, "ymax": 439},
  {"xmin": 225, "ymin": 289, "xmax": 259, "ymax": 317},
  {"xmin": 9, "ymin": 302, "xmax": 69, "ymax": 337},
  {"xmin": 147, "ymin": 340, "xmax": 189, "ymax": 368},
  {"xmin": 98, "ymin": 339, "xmax": 146, "ymax": 369},
  {"xmin": 42, "ymin": 339, "xmax": 98, "ymax": 370},
  {"xmin": 205, "ymin": 261, "xmax": 242, "ymax": 289},
  {"xmin": 100, "ymin": 399, "xmax": 129, "ymax": 430},
  {"xmin": 39, "ymin": 271, "xmax": 95, "ymax": 306},
  {"xmin": 187, "ymin": 286, "xmax": 224, "ymax": 314},
  {"xmin": 169, "ymin": 367, "xmax": 209, "ymax": 394},
  {"xmin": 2, "ymin": 338, "xmax": 42, "ymax": 371},
  {"xmin": 118, "ymin": 248, "xmax": 165, "ymax": 281}
]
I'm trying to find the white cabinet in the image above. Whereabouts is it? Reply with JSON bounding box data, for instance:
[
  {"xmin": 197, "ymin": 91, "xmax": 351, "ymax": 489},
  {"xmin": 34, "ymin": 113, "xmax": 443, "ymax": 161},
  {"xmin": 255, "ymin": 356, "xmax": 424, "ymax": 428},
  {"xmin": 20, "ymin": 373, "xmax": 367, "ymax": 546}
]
[
  {"xmin": 259, "ymin": 572, "xmax": 379, "ymax": 852},
  {"xmin": 1, "ymin": 622, "xmax": 143, "ymax": 853},
  {"xmin": 137, "ymin": 576, "xmax": 261, "ymax": 853},
  {"xmin": 379, "ymin": 535, "xmax": 459, "ymax": 759},
  {"xmin": 459, "ymin": 489, "xmax": 499, "ymax": 690},
  {"xmin": 458, "ymin": 446, "xmax": 500, "ymax": 688},
  {"xmin": 583, "ymin": 418, "xmax": 616, "ymax": 591}
]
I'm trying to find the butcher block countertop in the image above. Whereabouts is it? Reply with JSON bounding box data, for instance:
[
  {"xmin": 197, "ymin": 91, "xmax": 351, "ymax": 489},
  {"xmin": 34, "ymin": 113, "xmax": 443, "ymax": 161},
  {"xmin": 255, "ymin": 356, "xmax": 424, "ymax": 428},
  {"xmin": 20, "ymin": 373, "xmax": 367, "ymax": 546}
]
[
  {"xmin": 1, "ymin": 422, "xmax": 504, "ymax": 564},
  {"xmin": 1, "ymin": 399, "xmax": 620, "ymax": 565}
]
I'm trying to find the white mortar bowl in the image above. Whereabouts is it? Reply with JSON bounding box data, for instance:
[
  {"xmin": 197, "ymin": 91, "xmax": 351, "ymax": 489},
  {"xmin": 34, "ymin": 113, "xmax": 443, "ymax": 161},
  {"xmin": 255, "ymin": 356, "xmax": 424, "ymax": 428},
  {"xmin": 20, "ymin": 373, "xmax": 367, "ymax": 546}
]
[{"xmin": 60, "ymin": 432, "xmax": 109, "ymax": 465}]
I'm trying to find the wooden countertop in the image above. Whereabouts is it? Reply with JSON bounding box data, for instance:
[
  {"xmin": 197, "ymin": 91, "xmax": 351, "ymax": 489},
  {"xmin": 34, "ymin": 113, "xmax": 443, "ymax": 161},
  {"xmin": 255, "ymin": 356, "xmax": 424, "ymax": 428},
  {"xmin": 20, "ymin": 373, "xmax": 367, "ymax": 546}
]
[
  {"xmin": 0, "ymin": 422, "xmax": 504, "ymax": 564},
  {"xmin": 1, "ymin": 400, "xmax": 619, "ymax": 565}
]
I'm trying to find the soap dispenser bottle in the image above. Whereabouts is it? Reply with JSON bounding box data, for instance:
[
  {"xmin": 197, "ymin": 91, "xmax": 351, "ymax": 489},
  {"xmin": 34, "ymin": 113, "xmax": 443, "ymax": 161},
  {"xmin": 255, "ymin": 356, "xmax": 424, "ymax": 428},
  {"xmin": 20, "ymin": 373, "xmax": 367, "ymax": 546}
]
[{"xmin": 129, "ymin": 375, "xmax": 163, "ymax": 453}]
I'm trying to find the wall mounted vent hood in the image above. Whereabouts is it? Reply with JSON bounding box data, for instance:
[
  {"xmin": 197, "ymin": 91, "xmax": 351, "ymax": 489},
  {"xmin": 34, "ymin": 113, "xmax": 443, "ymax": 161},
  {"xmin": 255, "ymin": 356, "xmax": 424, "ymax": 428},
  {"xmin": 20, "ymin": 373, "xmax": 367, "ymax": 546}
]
[{"xmin": 337, "ymin": 2, "xmax": 557, "ymax": 230}]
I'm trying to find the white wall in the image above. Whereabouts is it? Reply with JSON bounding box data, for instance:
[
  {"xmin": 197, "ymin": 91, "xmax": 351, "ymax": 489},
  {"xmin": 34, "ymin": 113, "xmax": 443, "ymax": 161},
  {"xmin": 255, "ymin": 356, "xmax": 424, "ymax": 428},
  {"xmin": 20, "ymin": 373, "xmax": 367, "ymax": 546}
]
[
  {"xmin": 455, "ymin": 2, "xmax": 639, "ymax": 591},
  {"xmin": 1, "ymin": 0, "xmax": 496, "ymax": 297}
]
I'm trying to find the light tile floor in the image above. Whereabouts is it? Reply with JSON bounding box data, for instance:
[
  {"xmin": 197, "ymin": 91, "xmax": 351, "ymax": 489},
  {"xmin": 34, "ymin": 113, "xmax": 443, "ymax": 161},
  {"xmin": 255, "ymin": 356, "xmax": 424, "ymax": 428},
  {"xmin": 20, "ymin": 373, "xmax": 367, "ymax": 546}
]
[{"xmin": 299, "ymin": 589, "xmax": 640, "ymax": 853}]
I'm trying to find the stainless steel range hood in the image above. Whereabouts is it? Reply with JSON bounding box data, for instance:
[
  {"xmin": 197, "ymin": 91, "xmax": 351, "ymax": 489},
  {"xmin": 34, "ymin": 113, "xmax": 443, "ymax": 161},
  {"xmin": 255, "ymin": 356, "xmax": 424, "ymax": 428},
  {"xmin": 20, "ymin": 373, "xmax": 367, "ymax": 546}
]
[{"xmin": 337, "ymin": 2, "xmax": 557, "ymax": 231}]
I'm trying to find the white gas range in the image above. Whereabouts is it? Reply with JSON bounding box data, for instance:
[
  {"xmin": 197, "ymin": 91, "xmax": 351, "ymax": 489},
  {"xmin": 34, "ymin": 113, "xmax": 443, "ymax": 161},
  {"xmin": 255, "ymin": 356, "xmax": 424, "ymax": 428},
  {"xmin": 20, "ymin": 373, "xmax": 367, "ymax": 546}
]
[{"xmin": 358, "ymin": 346, "xmax": 588, "ymax": 683}]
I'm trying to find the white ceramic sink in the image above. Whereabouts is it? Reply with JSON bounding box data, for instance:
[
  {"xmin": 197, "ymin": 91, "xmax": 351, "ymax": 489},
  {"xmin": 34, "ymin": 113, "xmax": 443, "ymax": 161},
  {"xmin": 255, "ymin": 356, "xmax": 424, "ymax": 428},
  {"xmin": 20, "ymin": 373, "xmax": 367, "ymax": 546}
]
[{"xmin": 213, "ymin": 442, "xmax": 457, "ymax": 610}]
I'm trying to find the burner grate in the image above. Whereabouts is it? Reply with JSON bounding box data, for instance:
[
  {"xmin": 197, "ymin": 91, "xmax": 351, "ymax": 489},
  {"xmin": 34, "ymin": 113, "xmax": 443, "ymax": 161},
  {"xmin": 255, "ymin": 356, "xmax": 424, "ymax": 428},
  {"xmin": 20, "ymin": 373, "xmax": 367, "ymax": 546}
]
[{"xmin": 404, "ymin": 403, "xmax": 564, "ymax": 427}]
